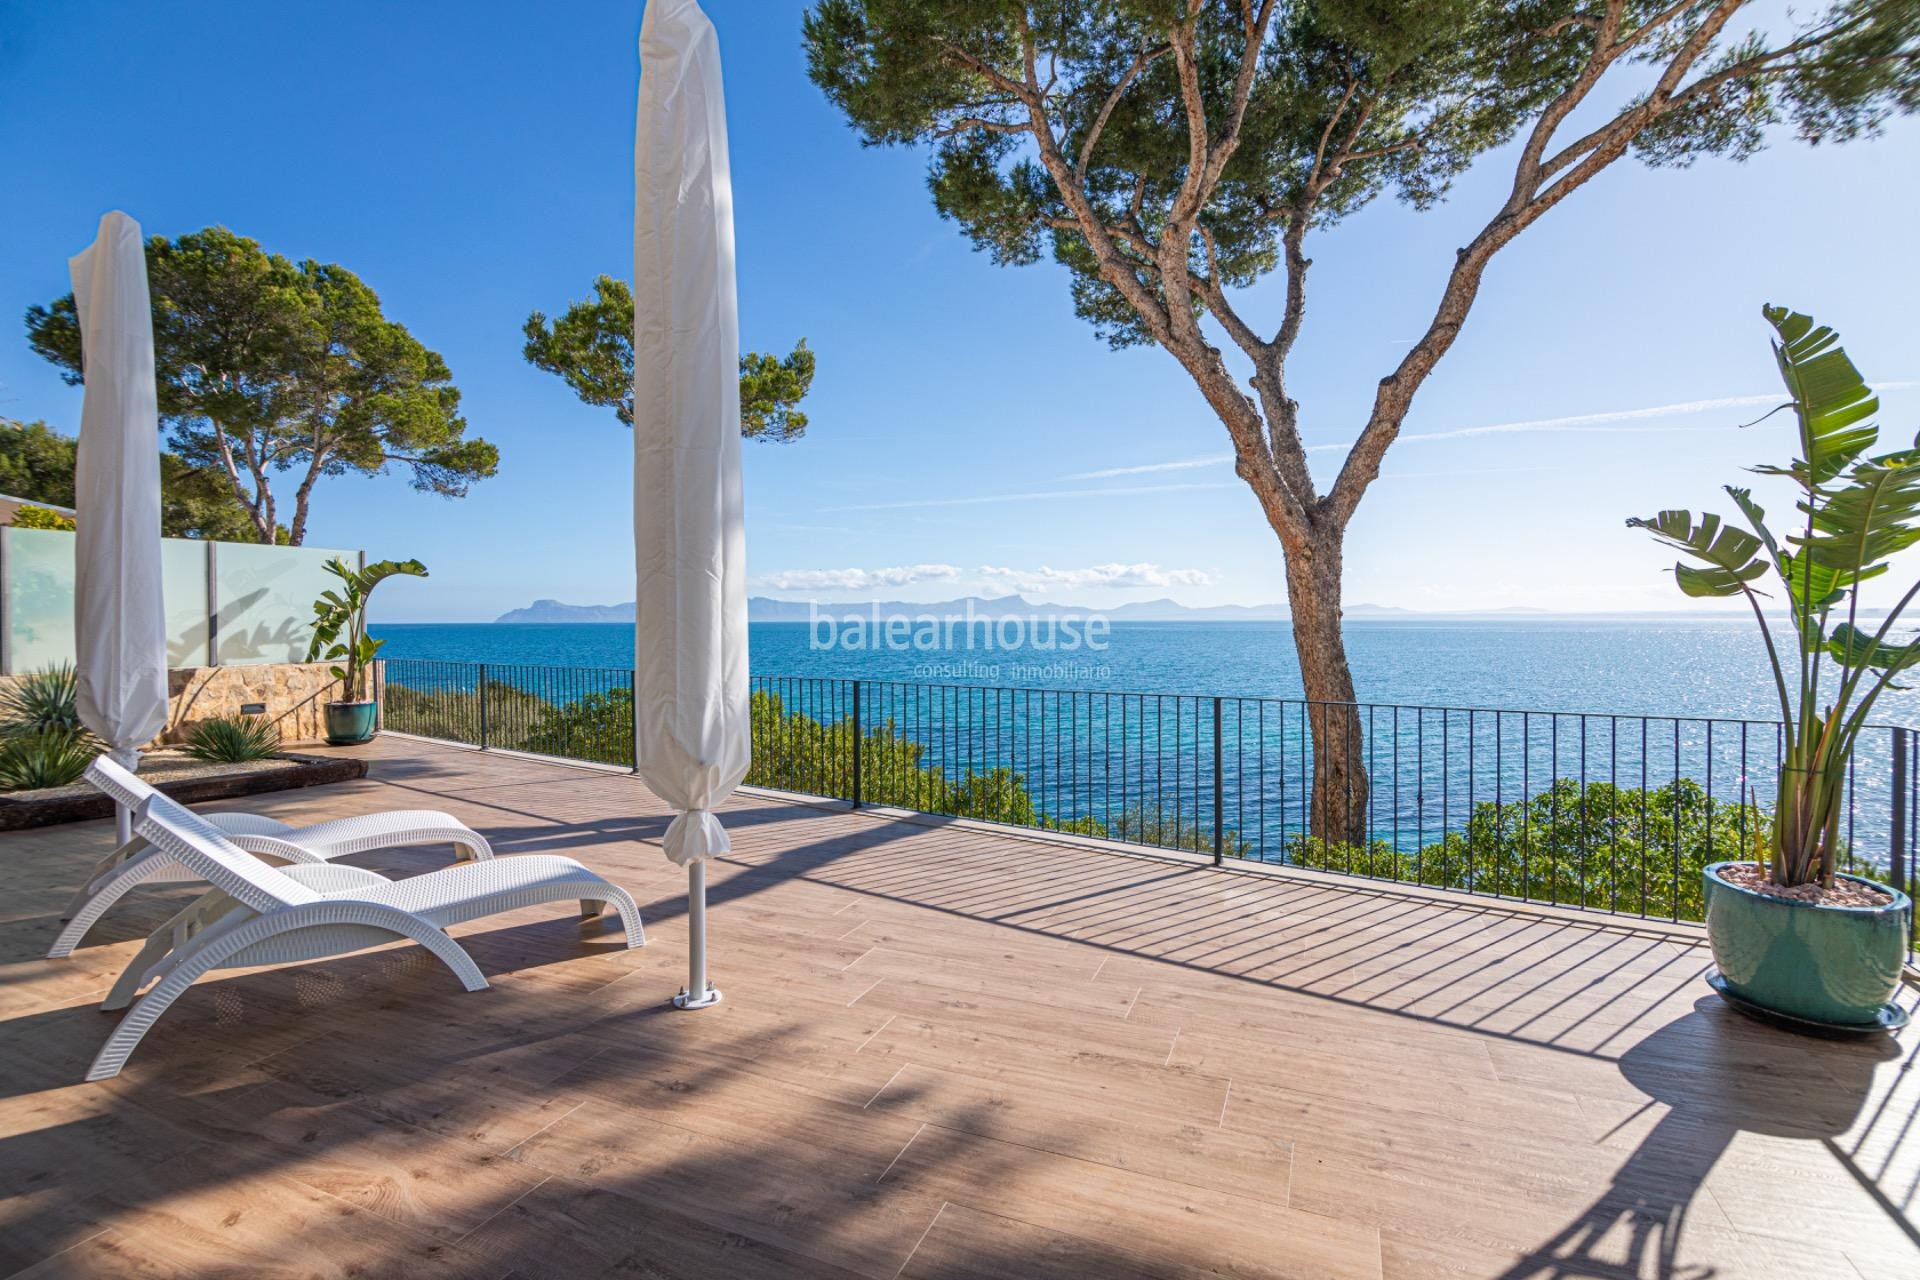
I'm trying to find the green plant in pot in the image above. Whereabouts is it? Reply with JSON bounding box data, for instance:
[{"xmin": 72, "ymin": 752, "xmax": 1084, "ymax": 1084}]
[
  {"xmin": 307, "ymin": 557, "xmax": 427, "ymax": 745},
  {"xmin": 1630, "ymin": 306, "xmax": 1915, "ymax": 1032}
]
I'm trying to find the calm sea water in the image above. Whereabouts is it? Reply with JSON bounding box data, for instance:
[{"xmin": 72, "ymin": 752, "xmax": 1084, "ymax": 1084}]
[
  {"xmin": 371, "ymin": 618, "xmax": 1920, "ymax": 724},
  {"xmin": 371, "ymin": 619, "xmax": 1918, "ymax": 863}
]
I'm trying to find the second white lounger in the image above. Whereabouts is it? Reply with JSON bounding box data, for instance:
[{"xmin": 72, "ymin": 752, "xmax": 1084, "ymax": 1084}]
[
  {"xmin": 50, "ymin": 756, "xmax": 494, "ymax": 958},
  {"xmin": 87, "ymin": 788, "xmax": 642, "ymax": 1081}
]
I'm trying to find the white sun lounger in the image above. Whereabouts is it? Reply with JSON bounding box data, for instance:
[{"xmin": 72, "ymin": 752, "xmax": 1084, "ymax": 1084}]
[
  {"xmin": 49, "ymin": 756, "xmax": 494, "ymax": 959},
  {"xmin": 85, "ymin": 788, "xmax": 643, "ymax": 1081}
]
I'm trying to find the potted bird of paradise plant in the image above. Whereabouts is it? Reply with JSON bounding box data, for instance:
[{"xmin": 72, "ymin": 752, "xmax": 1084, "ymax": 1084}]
[
  {"xmin": 307, "ymin": 557, "xmax": 427, "ymax": 745},
  {"xmin": 1630, "ymin": 307, "xmax": 1915, "ymax": 1032}
]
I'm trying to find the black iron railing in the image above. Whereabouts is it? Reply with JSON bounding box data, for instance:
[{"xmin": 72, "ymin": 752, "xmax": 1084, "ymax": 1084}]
[
  {"xmin": 380, "ymin": 659, "xmax": 1919, "ymax": 938},
  {"xmin": 379, "ymin": 658, "xmax": 635, "ymax": 766}
]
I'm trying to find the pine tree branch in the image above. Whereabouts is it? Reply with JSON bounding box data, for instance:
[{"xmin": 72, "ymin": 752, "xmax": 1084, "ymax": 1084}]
[
  {"xmin": 1197, "ymin": 0, "xmax": 1277, "ymax": 194},
  {"xmin": 1308, "ymin": 77, "xmax": 1362, "ymax": 190},
  {"xmin": 1508, "ymin": 0, "xmax": 1631, "ymax": 207},
  {"xmin": 1077, "ymin": 43, "xmax": 1170, "ymax": 181},
  {"xmin": 937, "ymin": 43, "xmax": 1036, "ymax": 107},
  {"xmin": 1327, "ymin": 0, "xmax": 1748, "ymax": 530},
  {"xmin": 1004, "ymin": 19, "xmax": 1176, "ymax": 348}
]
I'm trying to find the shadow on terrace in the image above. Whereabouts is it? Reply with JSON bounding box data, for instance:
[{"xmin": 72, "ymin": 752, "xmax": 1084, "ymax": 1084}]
[{"xmin": 0, "ymin": 736, "xmax": 1915, "ymax": 1277}]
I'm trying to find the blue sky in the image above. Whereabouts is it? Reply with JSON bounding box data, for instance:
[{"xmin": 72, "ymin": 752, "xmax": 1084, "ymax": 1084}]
[{"xmin": 2, "ymin": 0, "xmax": 1915, "ymax": 622}]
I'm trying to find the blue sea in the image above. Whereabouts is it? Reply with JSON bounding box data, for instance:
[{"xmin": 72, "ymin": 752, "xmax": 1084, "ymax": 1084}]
[
  {"xmin": 370, "ymin": 618, "xmax": 1920, "ymax": 863},
  {"xmin": 371, "ymin": 618, "xmax": 1920, "ymax": 725}
]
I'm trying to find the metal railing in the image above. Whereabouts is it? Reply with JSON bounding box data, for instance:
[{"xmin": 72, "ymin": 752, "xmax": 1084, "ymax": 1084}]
[
  {"xmin": 379, "ymin": 658, "xmax": 635, "ymax": 765},
  {"xmin": 381, "ymin": 659, "xmax": 1919, "ymax": 939}
]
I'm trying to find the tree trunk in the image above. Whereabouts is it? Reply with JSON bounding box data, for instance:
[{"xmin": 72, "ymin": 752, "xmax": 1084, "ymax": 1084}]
[
  {"xmin": 1282, "ymin": 519, "xmax": 1369, "ymax": 847},
  {"xmin": 288, "ymin": 445, "xmax": 330, "ymax": 547},
  {"xmin": 288, "ymin": 490, "xmax": 311, "ymax": 546}
]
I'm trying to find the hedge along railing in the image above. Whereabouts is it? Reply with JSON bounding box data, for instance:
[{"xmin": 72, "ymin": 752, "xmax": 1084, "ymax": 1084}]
[
  {"xmin": 380, "ymin": 659, "xmax": 1920, "ymax": 943},
  {"xmin": 377, "ymin": 658, "xmax": 636, "ymax": 764}
]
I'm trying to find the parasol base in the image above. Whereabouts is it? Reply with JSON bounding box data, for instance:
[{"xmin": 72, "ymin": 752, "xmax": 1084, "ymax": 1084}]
[{"xmin": 672, "ymin": 983, "xmax": 724, "ymax": 1011}]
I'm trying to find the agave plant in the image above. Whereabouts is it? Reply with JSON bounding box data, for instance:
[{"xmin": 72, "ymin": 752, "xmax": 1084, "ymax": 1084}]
[
  {"xmin": 1630, "ymin": 306, "xmax": 1920, "ymax": 889},
  {"xmin": 182, "ymin": 714, "xmax": 282, "ymax": 763},
  {"xmin": 0, "ymin": 730, "xmax": 99, "ymax": 791},
  {"xmin": 0, "ymin": 664, "xmax": 91, "ymax": 740},
  {"xmin": 306, "ymin": 557, "xmax": 428, "ymax": 702}
]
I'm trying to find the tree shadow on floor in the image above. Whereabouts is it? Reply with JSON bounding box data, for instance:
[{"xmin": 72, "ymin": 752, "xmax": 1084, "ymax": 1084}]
[
  {"xmin": 0, "ymin": 970, "xmax": 1220, "ymax": 1279},
  {"xmin": 9, "ymin": 752, "xmax": 1920, "ymax": 1275},
  {"xmin": 1500, "ymin": 1001, "xmax": 1910, "ymax": 1279}
]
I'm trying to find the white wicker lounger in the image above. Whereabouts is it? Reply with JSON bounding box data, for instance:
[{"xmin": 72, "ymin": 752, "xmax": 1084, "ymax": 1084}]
[
  {"xmin": 50, "ymin": 757, "xmax": 494, "ymax": 959},
  {"xmin": 86, "ymin": 790, "xmax": 643, "ymax": 1081}
]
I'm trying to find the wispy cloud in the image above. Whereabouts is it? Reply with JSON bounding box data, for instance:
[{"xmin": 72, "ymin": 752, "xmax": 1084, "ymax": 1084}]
[
  {"xmin": 753, "ymin": 561, "xmax": 1219, "ymax": 598},
  {"xmin": 1385, "ymin": 394, "xmax": 1787, "ymax": 445},
  {"xmin": 1400, "ymin": 382, "xmax": 1919, "ymax": 445},
  {"xmin": 832, "ymin": 481, "xmax": 1237, "ymax": 512},
  {"xmin": 753, "ymin": 564, "xmax": 962, "ymax": 591},
  {"xmin": 1375, "ymin": 464, "xmax": 1556, "ymax": 480},
  {"xmin": 1301, "ymin": 392, "xmax": 1804, "ymax": 453},
  {"xmin": 1065, "ymin": 383, "xmax": 1920, "ymax": 473},
  {"xmin": 980, "ymin": 562, "xmax": 1216, "ymax": 593},
  {"xmin": 1065, "ymin": 453, "xmax": 1234, "ymax": 480}
]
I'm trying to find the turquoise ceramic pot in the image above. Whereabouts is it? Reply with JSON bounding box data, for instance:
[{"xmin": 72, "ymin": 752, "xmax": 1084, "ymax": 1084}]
[
  {"xmin": 1704, "ymin": 861, "xmax": 1911, "ymax": 1027},
  {"xmin": 323, "ymin": 700, "xmax": 378, "ymax": 746}
]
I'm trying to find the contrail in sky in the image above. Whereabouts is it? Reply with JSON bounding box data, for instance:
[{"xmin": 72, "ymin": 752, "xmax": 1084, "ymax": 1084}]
[
  {"xmin": 832, "ymin": 481, "xmax": 1238, "ymax": 513},
  {"xmin": 1065, "ymin": 383, "xmax": 1920, "ymax": 477}
]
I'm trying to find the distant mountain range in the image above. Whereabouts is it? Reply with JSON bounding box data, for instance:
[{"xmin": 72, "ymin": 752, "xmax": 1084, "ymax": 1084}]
[
  {"xmin": 495, "ymin": 599, "xmax": 639, "ymax": 623},
  {"xmin": 492, "ymin": 595, "xmax": 1562, "ymax": 624}
]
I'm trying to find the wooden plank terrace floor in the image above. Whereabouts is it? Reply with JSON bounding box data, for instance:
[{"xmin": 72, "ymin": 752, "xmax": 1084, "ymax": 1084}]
[{"xmin": 2, "ymin": 737, "xmax": 1918, "ymax": 1279}]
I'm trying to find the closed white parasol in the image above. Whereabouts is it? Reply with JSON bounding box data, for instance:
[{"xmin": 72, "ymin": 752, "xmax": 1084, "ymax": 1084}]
[
  {"xmin": 70, "ymin": 211, "xmax": 169, "ymax": 845},
  {"xmin": 632, "ymin": 0, "xmax": 751, "ymax": 1010}
]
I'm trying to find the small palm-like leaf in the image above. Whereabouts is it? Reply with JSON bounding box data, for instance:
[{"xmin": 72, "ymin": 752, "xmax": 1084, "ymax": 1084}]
[
  {"xmin": 350, "ymin": 558, "xmax": 429, "ymax": 598},
  {"xmin": 1629, "ymin": 307, "xmax": 1916, "ymax": 889},
  {"xmin": 1726, "ymin": 487, "xmax": 1779, "ymax": 556},
  {"xmin": 1626, "ymin": 509, "xmax": 1768, "ymax": 597},
  {"xmin": 306, "ymin": 557, "xmax": 426, "ymax": 691},
  {"xmin": 1778, "ymin": 551, "xmax": 1851, "ymax": 643},
  {"xmin": 1726, "ymin": 485, "xmax": 1833, "ymax": 629},
  {"xmin": 1828, "ymin": 623, "xmax": 1920, "ymax": 674},
  {"xmin": 1755, "ymin": 305, "xmax": 1879, "ymax": 486},
  {"xmin": 1795, "ymin": 452, "xmax": 1920, "ymax": 580}
]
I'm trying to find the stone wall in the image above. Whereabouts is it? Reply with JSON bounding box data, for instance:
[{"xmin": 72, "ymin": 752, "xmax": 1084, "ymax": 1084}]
[
  {"xmin": 162, "ymin": 663, "xmax": 345, "ymax": 746},
  {"xmin": 0, "ymin": 662, "xmax": 346, "ymax": 747}
]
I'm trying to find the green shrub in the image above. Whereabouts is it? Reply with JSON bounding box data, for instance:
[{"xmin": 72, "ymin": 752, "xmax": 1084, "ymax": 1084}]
[
  {"xmin": 0, "ymin": 664, "xmax": 89, "ymax": 739},
  {"xmin": 525, "ymin": 687, "xmax": 633, "ymax": 766},
  {"xmin": 475, "ymin": 685, "xmax": 1224, "ymax": 844},
  {"xmin": 1101, "ymin": 803, "xmax": 1252, "ymax": 858},
  {"xmin": 1286, "ymin": 777, "xmax": 1764, "ymax": 920},
  {"xmin": 0, "ymin": 730, "xmax": 99, "ymax": 790},
  {"xmin": 182, "ymin": 714, "xmax": 282, "ymax": 763},
  {"xmin": 381, "ymin": 679, "xmax": 544, "ymax": 750},
  {"xmin": 382, "ymin": 675, "xmax": 1816, "ymax": 921},
  {"xmin": 9, "ymin": 504, "xmax": 75, "ymax": 530},
  {"xmin": 748, "ymin": 693, "xmax": 951, "ymax": 806},
  {"xmin": 741, "ymin": 691, "xmax": 1079, "ymax": 828}
]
